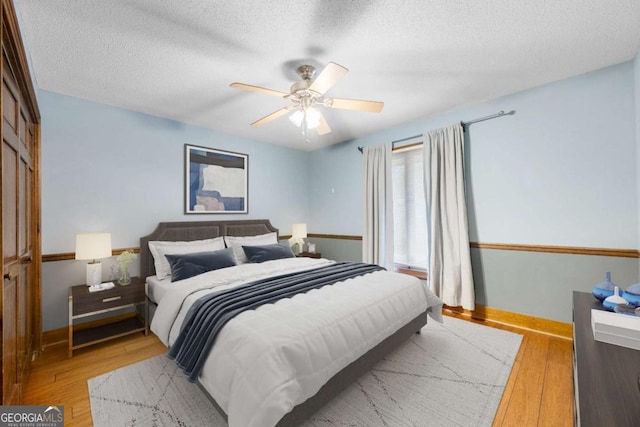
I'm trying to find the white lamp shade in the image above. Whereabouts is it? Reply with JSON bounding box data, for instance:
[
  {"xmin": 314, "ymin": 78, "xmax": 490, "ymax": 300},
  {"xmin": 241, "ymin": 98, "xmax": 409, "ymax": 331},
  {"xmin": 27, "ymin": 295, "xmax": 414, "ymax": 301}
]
[
  {"xmin": 289, "ymin": 110, "xmax": 304, "ymax": 127},
  {"xmin": 305, "ymin": 108, "xmax": 321, "ymax": 129},
  {"xmin": 289, "ymin": 108, "xmax": 320, "ymax": 129},
  {"xmin": 292, "ymin": 223, "xmax": 307, "ymax": 239},
  {"xmin": 75, "ymin": 233, "xmax": 112, "ymax": 260}
]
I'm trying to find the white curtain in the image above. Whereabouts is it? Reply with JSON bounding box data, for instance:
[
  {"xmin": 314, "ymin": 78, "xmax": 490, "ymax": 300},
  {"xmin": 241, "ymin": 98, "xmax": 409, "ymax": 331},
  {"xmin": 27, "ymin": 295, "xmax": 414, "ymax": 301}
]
[
  {"xmin": 362, "ymin": 143, "xmax": 394, "ymax": 269},
  {"xmin": 424, "ymin": 123, "xmax": 475, "ymax": 310}
]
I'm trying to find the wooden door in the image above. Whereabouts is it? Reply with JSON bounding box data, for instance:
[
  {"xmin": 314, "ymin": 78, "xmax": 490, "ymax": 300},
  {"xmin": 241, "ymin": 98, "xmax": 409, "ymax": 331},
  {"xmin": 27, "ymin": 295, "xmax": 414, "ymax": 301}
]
[
  {"xmin": 1, "ymin": 0, "xmax": 41, "ymax": 405},
  {"xmin": 2, "ymin": 62, "xmax": 20, "ymax": 404}
]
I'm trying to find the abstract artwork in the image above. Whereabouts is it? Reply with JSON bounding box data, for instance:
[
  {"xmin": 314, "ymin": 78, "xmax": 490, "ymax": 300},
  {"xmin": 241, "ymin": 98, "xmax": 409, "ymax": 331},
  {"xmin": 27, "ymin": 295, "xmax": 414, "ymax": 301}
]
[{"xmin": 185, "ymin": 144, "xmax": 248, "ymax": 213}]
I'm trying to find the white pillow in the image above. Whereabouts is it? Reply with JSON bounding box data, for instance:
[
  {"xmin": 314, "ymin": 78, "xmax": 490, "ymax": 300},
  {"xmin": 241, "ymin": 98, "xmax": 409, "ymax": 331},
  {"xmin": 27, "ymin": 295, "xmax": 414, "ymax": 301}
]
[
  {"xmin": 224, "ymin": 232, "xmax": 278, "ymax": 264},
  {"xmin": 148, "ymin": 237, "xmax": 225, "ymax": 280}
]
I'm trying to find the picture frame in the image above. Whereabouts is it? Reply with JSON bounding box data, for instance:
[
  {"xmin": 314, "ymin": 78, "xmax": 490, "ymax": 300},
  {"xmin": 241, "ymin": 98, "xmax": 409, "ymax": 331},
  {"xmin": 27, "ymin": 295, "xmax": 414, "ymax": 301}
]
[{"xmin": 185, "ymin": 144, "xmax": 248, "ymax": 214}]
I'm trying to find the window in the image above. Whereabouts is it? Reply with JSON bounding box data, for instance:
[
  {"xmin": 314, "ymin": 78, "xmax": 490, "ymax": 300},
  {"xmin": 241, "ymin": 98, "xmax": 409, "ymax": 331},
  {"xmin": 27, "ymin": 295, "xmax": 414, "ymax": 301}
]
[{"xmin": 392, "ymin": 146, "xmax": 428, "ymax": 271}]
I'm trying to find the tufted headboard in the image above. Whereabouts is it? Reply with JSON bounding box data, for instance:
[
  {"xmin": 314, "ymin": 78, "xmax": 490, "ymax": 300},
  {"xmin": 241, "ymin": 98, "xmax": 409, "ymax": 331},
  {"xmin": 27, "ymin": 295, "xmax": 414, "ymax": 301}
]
[{"xmin": 139, "ymin": 219, "xmax": 279, "ymax": 279}]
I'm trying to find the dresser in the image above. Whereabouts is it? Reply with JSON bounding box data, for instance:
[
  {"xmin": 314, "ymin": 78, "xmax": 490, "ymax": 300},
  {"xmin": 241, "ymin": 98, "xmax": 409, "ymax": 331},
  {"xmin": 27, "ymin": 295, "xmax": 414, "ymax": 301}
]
[{"xmin": 572, "ymin": 291, "xmax": 640, "ymax": 426}]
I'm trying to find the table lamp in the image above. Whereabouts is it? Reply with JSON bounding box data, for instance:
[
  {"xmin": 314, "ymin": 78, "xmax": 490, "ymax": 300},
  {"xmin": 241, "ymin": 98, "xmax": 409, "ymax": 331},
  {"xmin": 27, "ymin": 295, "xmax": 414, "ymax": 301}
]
[
  {"xmin": 75, "ymin": 233, "xmax": 112, "ymax": 286},
  {"xmin": 290, "ymin": 223, "xmax": 307, "ymax": 254}
]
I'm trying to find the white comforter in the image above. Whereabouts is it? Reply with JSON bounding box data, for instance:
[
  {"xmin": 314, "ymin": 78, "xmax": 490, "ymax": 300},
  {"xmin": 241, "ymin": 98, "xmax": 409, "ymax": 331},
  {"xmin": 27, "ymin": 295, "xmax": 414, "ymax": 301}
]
[{"xmin": 151, "ymin": 258, "xmax": 443, "ymax": 427}]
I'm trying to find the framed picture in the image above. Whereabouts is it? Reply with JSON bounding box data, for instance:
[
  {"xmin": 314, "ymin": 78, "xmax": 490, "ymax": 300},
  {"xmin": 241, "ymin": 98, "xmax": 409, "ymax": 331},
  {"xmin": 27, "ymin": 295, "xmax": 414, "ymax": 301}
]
[{"xmin": 185, "ymin": 144, "xmax": 248, "ymax": 214}]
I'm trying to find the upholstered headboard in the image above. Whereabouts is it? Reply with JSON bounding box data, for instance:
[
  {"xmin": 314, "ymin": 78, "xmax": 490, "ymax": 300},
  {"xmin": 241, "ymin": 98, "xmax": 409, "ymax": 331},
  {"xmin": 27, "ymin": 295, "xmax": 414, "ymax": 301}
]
[{"xmin": 139, "ymin": 219, "xmax": 279, "ymax": 279}]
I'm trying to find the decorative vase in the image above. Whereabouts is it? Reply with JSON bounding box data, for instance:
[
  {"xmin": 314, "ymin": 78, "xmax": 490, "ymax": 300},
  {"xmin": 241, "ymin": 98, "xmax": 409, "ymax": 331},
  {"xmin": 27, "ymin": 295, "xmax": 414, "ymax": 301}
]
[
  {"xmin": 622, "ymin": 283, "xmax": 640, "ymax": 308},
  {"xmin": 118, "ymin": 264, "xmax": 131, "ymax": 285},
  {"xmin": 592, "ymin": 272, "xmax": 617, "ymax": 302},
  {"xmin": 602, "ymin": 286, "xmax": 628, "ymax": 312}
]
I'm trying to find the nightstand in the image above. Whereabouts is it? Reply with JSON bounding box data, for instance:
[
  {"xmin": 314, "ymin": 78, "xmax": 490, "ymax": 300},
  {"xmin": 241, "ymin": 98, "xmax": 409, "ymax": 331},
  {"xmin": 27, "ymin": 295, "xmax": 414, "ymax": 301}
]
[
  {"xmin": 297, "ymin": 252, "xmax": 321, "ymax": 259},
  {"xmin": 68, "ymin": 277, "xmax": 148, "ymax": 357}
]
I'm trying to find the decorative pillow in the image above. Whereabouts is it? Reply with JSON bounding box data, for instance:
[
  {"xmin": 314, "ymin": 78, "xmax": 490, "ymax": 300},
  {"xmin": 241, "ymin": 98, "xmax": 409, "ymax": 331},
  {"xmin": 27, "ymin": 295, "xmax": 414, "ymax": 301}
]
[
  {"xmin": 242, "ymin": 243, "xmax": 295, "ymax": 263},
  {"xmin": 148, "ymin": 237, "xmax": 225, "ymax": 280},
  {"xmin": 165, "ymin": 248, "xmax": 237, "ymax": 282},
  {"xmin": 224, "ymin": 232, "xmax": 278, "ymax": 264}
]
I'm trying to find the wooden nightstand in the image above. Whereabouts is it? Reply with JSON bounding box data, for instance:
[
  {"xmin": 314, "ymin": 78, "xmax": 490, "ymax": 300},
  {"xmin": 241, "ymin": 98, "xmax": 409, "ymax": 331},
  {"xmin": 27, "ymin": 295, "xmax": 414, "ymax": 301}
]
[
  {"xmin": 297, "ymin": 252, "xmax": 321, "ymax": 259},
  {"xmin": 68, "ymin": 277, "xmax": 148, "ymax": 357}
]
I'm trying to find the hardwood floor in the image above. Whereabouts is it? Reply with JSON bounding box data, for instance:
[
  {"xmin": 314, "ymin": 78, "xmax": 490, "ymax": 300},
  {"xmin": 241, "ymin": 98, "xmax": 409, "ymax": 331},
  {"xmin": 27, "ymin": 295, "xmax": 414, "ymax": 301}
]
[
  {"xmin": 446, "ymin": 311, "xmax": 575, "ymax": 427},
  {"xmin": 24, "ymin": 313, "xmax": 573, "ymax": 426},
  {"xmin": 23, "ymin": 333, "xmax": 166, "ymax": 426}
]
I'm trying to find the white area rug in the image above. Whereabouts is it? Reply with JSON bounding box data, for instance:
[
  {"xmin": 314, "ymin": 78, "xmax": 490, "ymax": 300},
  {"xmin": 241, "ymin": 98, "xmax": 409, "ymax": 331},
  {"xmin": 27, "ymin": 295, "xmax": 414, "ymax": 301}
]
[{"xmin": 89, "ymin": 316, "xmax": 522, "ymax": 426}]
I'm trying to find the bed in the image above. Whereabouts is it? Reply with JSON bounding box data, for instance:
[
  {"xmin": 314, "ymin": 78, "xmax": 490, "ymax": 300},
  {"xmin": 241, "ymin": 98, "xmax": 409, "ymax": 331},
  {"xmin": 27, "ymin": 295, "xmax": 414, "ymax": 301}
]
[{"xmin": 141, "ymin": 219, "xmax": 443, "ymax": 427}]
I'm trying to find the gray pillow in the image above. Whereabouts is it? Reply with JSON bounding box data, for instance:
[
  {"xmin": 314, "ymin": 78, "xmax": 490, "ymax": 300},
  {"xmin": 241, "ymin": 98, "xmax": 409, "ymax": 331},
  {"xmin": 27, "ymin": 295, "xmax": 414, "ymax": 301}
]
[
  {"xmin": 165, "ymin": 248, "xmax": 236, "ymax": 282},
  {"xmin": 242, "ymin": 243, "xmax": 295, "ymax": 263}
]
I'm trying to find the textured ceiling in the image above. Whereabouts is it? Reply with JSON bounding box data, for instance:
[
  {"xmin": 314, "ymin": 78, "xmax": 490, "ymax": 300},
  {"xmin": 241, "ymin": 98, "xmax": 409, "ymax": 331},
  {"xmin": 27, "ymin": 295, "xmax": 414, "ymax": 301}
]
[{"xmin": 15, "ymin": 0, "xmax": 640, "ymax": 151}]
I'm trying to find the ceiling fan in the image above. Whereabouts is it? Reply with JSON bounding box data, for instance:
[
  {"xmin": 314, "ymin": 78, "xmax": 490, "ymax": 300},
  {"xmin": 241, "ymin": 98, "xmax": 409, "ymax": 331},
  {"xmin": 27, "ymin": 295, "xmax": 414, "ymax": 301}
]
[{"xmin": 230, "ymin": 62, "xmax": 384, "ymax": 141}]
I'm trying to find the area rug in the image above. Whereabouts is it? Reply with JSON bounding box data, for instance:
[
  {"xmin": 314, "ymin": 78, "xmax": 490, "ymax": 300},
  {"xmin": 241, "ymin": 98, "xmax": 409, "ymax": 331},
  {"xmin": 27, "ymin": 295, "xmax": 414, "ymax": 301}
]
[{"xmin": 89, "ymin": 316, "xmax": 522, "ymax": 426}]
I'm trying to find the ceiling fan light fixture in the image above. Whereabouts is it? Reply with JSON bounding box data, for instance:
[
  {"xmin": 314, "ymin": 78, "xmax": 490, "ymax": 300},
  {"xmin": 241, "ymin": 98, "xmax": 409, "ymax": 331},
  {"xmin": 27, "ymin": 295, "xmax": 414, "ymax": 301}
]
[
  {"xmin": 289, "ymin": 110, "xmax": 304, "ymax": 127},
  {"xmin": 305, "ymin": 107, "xmax": 321, "ymax": 129},
  {"xmin": 230, "ymin": 61, "xmax": 383, "ymax": 138},
  {"xmin": 289, "ymin": 107, "xmax": 320, "ymax": 129}
]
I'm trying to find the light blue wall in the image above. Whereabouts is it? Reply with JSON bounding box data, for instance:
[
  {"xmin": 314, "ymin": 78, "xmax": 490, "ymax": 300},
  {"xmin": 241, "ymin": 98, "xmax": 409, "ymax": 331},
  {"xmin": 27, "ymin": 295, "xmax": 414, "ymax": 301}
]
[
  {"xmin": 40, "ymin": 90, "xmax": 309, "ymax": 253},
  {"xmin": 309, "ymin": 61, "xmax": 640, "ymax": 323},
  {"xmin": 311, "ymin": 62, "xmax": 637, "ymax": 248},
  {"xmin": 40, "ymin": 90, "xmax": 310, "ymax": 330},
  {"xmin": 41, "ymin": 60, "xmax": 640, "ymax": 328},
  {"xmin": 635, "ymin": 52, "xmax": 640, "ymax": 256}
]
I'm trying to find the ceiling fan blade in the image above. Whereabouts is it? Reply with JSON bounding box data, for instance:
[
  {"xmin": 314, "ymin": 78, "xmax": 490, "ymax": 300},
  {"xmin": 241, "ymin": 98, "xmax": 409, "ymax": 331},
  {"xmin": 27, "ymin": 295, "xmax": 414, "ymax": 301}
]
[
  {"xmin": 315, "ymin": 111, "xmax": 331, "ymax": 135},
  {"xmin": 230, "ymin": 82, "xmax": 289, "ymax": 98},
  {"xmin": 251, "ymin": 107, "xmax": 291, "ymax": 126},
  {"xmin": 328, "ymin": 97, "xmax": 384, "ymax": 113},
  {"xmin": 309, "ymin": 62, "xmax": 348, "ymax": 95}
]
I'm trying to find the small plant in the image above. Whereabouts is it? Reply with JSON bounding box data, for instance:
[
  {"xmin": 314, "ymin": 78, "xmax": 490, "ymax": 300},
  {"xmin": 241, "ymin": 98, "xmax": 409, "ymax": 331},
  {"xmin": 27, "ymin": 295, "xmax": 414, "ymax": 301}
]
[
  {"xmin": 117, "ymin": 249, "xmax": 136, "ymax": 269},
  {"xmin": 117, "ymin": 249, "xmax": 136, "ymax": 285}
]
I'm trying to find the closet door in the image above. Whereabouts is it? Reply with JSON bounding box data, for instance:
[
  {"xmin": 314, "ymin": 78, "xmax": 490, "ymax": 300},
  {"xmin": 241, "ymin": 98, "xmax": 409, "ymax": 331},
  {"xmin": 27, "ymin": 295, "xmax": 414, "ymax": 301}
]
[
  {"xmin": 1, "ymin": 0, "xmax": 41, "ymax": 405},
  {"xmin": 2, "ymin": 53, "xmax": 36, "ymax": 406},
  {"xmin": 2, "ymin": 57, "xmax": 21, "ymax": 404}
]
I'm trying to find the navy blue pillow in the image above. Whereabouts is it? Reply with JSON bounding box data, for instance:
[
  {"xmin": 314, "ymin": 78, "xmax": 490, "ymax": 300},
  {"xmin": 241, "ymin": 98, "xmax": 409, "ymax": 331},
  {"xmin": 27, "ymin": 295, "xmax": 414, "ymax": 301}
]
[
  {"xmin": 165, "ymin": 248, "xmax": 237, "ymax": 282},
  {"xmin": 242, "ymin": 243, "xmax": 295, "ymax": 263}
]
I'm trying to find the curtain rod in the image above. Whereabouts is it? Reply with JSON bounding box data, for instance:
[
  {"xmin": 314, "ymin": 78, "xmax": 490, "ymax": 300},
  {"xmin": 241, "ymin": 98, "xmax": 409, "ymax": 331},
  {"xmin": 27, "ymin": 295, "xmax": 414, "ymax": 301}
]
[{"xmin": 357, "ymin": 110, "xmax": 515, "ymax": 153}]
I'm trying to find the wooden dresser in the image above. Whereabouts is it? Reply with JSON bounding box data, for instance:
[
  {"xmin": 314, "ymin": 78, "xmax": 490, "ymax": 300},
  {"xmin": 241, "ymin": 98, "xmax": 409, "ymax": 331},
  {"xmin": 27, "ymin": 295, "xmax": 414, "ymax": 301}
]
[{"xmin": 572, "ymin": 291, "xmax": 640, "ymax": 426}]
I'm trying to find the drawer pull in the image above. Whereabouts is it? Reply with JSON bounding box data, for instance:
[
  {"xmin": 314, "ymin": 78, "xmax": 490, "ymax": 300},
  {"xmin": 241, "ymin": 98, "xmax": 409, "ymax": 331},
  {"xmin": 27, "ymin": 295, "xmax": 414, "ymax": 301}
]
[{"xmin": 102, "ymin": 296, "xmax": 122, "ymax": 303}]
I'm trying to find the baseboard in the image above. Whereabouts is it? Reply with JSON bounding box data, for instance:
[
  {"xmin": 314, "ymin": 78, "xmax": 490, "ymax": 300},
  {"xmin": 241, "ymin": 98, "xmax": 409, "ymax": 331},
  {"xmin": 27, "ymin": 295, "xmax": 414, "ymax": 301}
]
[
  {"xmin": 443, "ymin": 304, "xmax": 573, "ymax": 339},
  {"xmin": 42, "ymin": 327, "xmax": 68, "ymax": 349}
]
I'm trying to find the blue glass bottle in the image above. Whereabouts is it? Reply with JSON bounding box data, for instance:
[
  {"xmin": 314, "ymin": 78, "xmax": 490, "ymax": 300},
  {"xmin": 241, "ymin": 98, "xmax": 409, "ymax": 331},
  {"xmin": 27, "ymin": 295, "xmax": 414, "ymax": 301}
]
[
  {"xmin": 603, "ymin": 286, "xmax": 628, "ymax": 312},
  {"xmin": 622, "ymin": 283, "xmax": 640, "ymax": 308},
  {"xmin": 592, "ymin": 272, "xmax": 617, "ymax": 302}
]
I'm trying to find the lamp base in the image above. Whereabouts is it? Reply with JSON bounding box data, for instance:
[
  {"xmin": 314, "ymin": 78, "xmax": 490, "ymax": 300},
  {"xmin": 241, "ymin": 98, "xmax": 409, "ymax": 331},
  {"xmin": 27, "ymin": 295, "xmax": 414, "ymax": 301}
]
[
  {"xmin": 86, "ymin": 261, "xmax": 102, "ymax": 286},
  {"xmin": 289, "ymin": 238, "xmax": 305, "ymax": 255}
]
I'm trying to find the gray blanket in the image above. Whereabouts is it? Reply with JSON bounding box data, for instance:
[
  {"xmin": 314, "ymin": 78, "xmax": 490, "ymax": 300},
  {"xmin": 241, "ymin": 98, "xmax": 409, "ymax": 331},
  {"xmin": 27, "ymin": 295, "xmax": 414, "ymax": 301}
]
[{"xmin": 168, "ymin": 262, "xmax": 384, "ymax": 381}]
